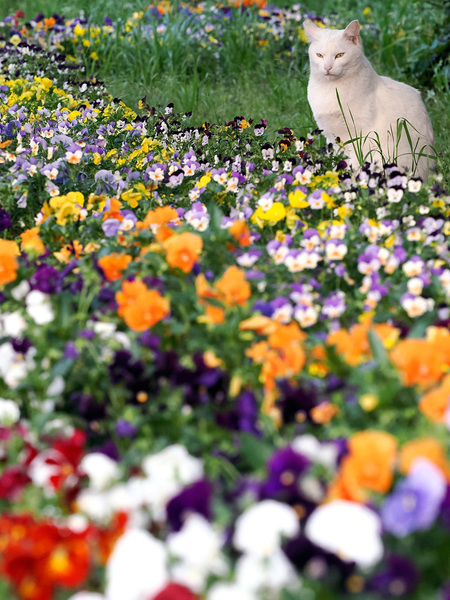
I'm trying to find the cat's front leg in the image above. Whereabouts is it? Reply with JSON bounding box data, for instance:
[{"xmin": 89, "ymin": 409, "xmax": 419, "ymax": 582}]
[{"xmin": 339, "ymin": 143, "xmax": 359, "ymax": 171}]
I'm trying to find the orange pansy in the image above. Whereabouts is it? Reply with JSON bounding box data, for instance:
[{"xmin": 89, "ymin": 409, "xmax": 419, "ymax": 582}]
[
  {"xmin": 0, "ymin": 239, "xmax": 20, "ymax": 286},
  {"xmin": 229, "ymin": 220, "xmax": 252, "ymax": 246},
  {"xmin": 399, "ymin": 437, "xmax": 450, "ymax": 479},
  {"xmin": 419, "ymin": 374, "xmax": 450, "ymax": 423},
  {"xmin": 239, "ymin": 315, "xmax": 277, "ymax": 335},
  {"xmin": 390, "ymin": 336, "xmax": 450, "ymax": 388},
  {"xmin": 246, "ymin": 321, "xmax": 306, "ymax": 392},
  {"xmin": 115, "ymin": 279, "xmax": 170, "ymax": 331},
  {"xmin": 327, "ymin": 322, "xmax": 400, "ymax": 367},
  {"xmin": 102, "ymin": 197, "xmax": 123, "ymax": 221},
  {"xmin": 215, "ymin": 266, "xmax": 251, "ymax": 307},
  {"xmin": 20, "ymin": 228, "xmax": 45, "ymax": 254},
  {"xmin": 137, "ymin": 206, "xmax": 179, "ymax": 231},
  {"xmin": 122, "ymin": 289, "xmax": 170, "ymax": 331},
  {"xmin": 98, "ymin": 253, "xmax": 132, "ymax": 281},
  {"xmin": 163, "ymin": 232, "xmax": 203, "ymax": 273},
  {"xmin": 311, "ymin": 401, "xmax": 339, "ymax": 424},
  {"xmin": 115, "ymin": 279, "xmax": 149, "ymax": 316},
  {"xmin": 333, "ymin": 430, "xmax": 397, "ymax": 502},
  {"xmin": 203, "ymin": 304, "xmax": 225, "ymax": 325}
]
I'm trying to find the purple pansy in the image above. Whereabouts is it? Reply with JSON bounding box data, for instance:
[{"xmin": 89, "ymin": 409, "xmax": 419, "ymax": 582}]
[
  {"xmin": 167, "ymin": 479, "xmax": 212, "ymax": 531},
  {"xmin": 381, "ymin": 458, "xmax": 447, "ymax": 537}
]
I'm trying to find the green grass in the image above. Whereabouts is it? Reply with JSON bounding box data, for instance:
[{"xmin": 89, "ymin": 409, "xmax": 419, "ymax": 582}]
[{"xmin": 1, "ymin": 0, "xmax": 448, "ymax": 182}]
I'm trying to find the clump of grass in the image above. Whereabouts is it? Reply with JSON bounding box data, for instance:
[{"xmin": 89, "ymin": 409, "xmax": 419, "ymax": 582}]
[{"xmin": 335, "ymin": 90, "xmax": 436, "ymax": 178}]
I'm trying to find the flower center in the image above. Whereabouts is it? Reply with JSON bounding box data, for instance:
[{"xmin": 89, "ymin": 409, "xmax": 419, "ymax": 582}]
[
  {"xmin": 280, "ymin": 470, "xmax": 296, "ymax": 486},
  {"xmin": 401, "ymin": 492, "xmax": 417, "ymax": 513}
]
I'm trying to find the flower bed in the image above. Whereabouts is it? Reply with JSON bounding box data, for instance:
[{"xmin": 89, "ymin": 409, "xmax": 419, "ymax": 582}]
[{"xmin": 0, "ymin": 6, "xmax": 449, "ymax": 600}]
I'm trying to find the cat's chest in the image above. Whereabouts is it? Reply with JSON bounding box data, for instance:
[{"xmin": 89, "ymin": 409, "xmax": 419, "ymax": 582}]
[
  {"xmin": 307, "ymin": 77, "xmax": 375, "ymax": 136},
  {"xmin": 307, "ymin": 79, "xmax": 356, "ymax": 117}
]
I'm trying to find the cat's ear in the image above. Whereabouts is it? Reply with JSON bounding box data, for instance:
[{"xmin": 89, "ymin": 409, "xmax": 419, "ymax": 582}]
[
  {"xmin": 343, "ymin": 20, "xmax": 361, "ymax": 45},
  {"xmin": 303, "ymin": 20, "xmax": 323, "ymax": 43}
]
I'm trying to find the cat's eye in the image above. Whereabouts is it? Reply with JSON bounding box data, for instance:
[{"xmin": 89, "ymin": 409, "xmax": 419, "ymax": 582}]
[
  {"xmin": 335, "ymin": 53, "xmax": 345, "ymax": 58},
  {"xmin": 316, "ymin": 53, "xmax": 323, "ymax": 58}
]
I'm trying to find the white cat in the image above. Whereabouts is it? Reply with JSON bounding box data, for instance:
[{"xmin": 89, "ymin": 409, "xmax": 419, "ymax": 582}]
[{"xmin": 304, "ymin": 19, "xmax": 435, "ymax": 180}]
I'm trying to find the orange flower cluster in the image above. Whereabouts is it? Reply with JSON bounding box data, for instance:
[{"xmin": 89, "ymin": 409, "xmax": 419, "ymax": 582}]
[
  {"xmin": 390, "ymin": 327, "xmax": 450, "ymax": 388},
  {"xmin": 98, "ymin": 252, "xmax": 133, "ymax": 281},
  {"xmin": 419, "ymin": 374, "xmax": 450, "ymax": 423},
  {"xmin": 327, "ymin": 321, "xmax": 400, "ymax": 367},
  {"xmin": 0, "ymin": 239, "xmax": 20, "ymax": 286},
  {"xmin": 137, "ymin": 205, "xmax": 179, "ymax": 232},
  {"xmin": 327, "ymin": 430, "xmax": 397, "ymax": 502},
  {"xmin": 229, "ymin": 0, "xmax": 267, "ymax": 8},
  {"xmin": 116, "ymin": 279, "xmax": 170, "ymax": 331},
  {"xmin": 196, "ymin": 266, "xmax": 252, "ymax": 324},
  {"xmin": 328, "ymin": 432, "xmax": 450, "ymax": 504},
  {"xmin": 244, "ymin": 319, "xmax": 306, "ymax": 391},
  {"xmin": 163, "ymin": 232, "xmax": 203, "ymax": 273},
  {"xmin": 0, "ymin": 513, "xmax": 91, "ymax": 600}
]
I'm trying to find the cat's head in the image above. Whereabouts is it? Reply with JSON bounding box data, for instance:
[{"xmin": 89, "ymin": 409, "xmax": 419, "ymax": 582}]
[{"xmin": 303, "ymin": 20, "xmax": 362, "ymax": 79}]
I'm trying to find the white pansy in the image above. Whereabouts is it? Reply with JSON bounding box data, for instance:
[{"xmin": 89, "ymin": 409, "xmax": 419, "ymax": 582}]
[
  {"xmin": 407, "ymin": 277, "xmax": 424, "ymax": 296},
  {"xmin": 142, "ymin": 444, "xmax": 203, "ymax": 486},
  {"xmin": 207, "ymin": 582, "xmax": 256, "ymax": 600},
  {"xmin": 47, "ymin": 375, "xmax": 65, "ymax": 397},
  {"xmin": 305, "ymin": 500, "xmax": 383, "ymax": 568},
  {"xmin": 26, "ymin": 290, "xmax": 54, "ymax": 325},
  {"xmin": 29, "ymin": 449, "xmax": 64, "ymax": 491},
  {"xmin": 0, "ymin": 398, "xmax": 20, "ymax": 426},
  {"xmin": 106, "ymin": 529, "xmax": 168, "ymax": 600},
  {"xmin": 292, "ymin": 435, "xmax": 338, "ymax": 469},
  {"xmin": 66, "ymin": 514, "xmax": 89, "ymax": 533},
  {"xmin": 233, "ymin": 500, "xmax": 300, "ymax": 558},
  {"xmin": 80, "ymin": 452, "xmax": 121, "ymax": 491},
  {"xmin": 0, "ymin": 311, "xmax": 27, "ymax": 337},
  {"xmin": 87, "ymin": 319, "xmax": 130, "ymax": 347},
  {"xmin": 76, "ymin": 488, "xmax": 113, "ymax": 522},
  {"xmin": 107, "ymin": 482, "xmax": 135, "ymax": 513},
  {"xmin": 235, "ymin": 549, "xmax": 298, "ymax": 593},
  {"xmin": 168, "ymin": 514, "xmax": 228, "ymax": 592},
  {"xmin": 0, "ymin": 342, "xmax": 35, "ymax": 388},
  {"xmin": 11, "ymin": 280, "xmax": 30, "ymax": 301}
]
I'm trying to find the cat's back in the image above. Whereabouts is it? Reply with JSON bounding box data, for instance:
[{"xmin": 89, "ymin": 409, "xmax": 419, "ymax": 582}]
[
  {"xmin": 377, "ymin": 75, "xmax": 423, "ymax": 102},
  {"xmin": 374, "ymin": 75, "xmax": 433, "ymax": 134}
]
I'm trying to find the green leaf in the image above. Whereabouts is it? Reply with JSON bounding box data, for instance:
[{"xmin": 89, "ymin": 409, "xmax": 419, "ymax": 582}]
[
  {"xmin": 368, "ymin": 329, "xmax": 390, "ymax": 369},
  {"xmin": 239, "ymin": 432, "xmax": 272, "ymax": 471}
]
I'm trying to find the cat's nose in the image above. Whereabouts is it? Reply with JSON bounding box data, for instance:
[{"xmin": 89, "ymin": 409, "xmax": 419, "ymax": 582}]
[{"xmin": 324, "ymin": 65, "xmax": 332, "ymax": 73}]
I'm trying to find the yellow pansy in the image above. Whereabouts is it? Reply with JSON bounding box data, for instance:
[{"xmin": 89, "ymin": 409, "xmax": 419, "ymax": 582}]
[
  {"xmin": 336, "ymin": 205, "xmax": 353, "ymax": 219},
  {"xmin": 286, "ymin": 208, "xmax": 300, "ymax": 229},
  {"xmin": 67, "ymin": 110, "xmax": 81, "ymax": 121},
  {"xmin": 121, "ymin": 188, "xmax": 142, "ymax": 209},
  {"xmin": 49, "ymin": 192, "xmax": 85, "ymax": 226},
  {"xmin": 288, "ymin": 188, "xmax": 308, "ymax": 208},
  {"xmin": 384, "ymin": 234, "xmax": 396, "ymax": 248},
  {"xmin": 74, "ymin": 23, "xmax": 86, "ymax": 36},
  {"xmin": 199, "ymin": 172, "xmax": 211, "ymax": 187},
  {"xmin": 252, "ymin": 202, "xmax": 286, "ymax": 224}
]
